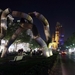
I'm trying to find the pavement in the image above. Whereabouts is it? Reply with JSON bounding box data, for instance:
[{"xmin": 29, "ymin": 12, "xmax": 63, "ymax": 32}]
[
  {"xmin": 51, "ymin": 55, "xmax": 62, "ymax": 75},
  {"xmin": 50, "ymin": 54, "xmax": 75, "ymax": 75}
]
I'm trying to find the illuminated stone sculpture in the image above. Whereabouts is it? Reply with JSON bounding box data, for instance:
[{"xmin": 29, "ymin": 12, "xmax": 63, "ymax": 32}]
[
  {"xmin": 0, "ymin": 8, "xmax": 13, "ymax": 45},
  {"xmin": 1, "ymin": 9, "xmax": 52, "ymax": 58},
  {"xmin": 29, "ymin": 11, "xmax": 52, "ymax": 57},
  {"xmin": 1, "ymin": 10, "xmax": 33, "ymax": 58}
]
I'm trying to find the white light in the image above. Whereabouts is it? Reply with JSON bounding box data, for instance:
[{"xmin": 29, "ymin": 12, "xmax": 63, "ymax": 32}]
[
  {"xmin": 69, "ymin": 49, "xmax": 71, "ymax": 53},
  {"xmin": 73, "ymin": 44, "xmax": 74, "ymax": 45},
  {"xmin": 1, "ymin": 39, "xmax": 6, "ymax": 43}
]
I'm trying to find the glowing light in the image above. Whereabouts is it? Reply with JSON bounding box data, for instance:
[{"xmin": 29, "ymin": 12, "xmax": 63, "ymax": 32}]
[{"xmin": 69, "ymin": 49, "xmax": 71, "ymax": 53}]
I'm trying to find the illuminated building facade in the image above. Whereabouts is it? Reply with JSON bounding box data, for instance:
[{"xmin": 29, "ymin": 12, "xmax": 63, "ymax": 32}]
[
  {"xmin": 55, "ymin": 22, "xmax": 62, "ymax": 44},
  {"xmin": 48, "ymin": 22, "xmax": 64, "ymax": 50}
]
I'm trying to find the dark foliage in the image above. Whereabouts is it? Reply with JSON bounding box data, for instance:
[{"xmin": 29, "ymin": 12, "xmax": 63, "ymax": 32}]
[{"xmin": 0, "ymin": 54, "xmax": 58, "ymax": 75}]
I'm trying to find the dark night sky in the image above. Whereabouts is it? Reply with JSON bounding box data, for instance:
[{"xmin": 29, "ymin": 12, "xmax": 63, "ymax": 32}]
[{"xmin": 0, "ymin": 0, "xmax": 75, "ymax": 40}]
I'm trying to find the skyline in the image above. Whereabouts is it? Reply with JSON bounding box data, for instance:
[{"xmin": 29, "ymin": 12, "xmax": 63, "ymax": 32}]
[{"xmin": 0, "ymin": 0, "xmax": 75, "ymax": 40}]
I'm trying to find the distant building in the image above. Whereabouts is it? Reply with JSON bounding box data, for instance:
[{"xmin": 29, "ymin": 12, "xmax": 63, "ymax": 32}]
[{"xmin": 48, "ymin": 22, "xmax": 64, "ymax": 50}]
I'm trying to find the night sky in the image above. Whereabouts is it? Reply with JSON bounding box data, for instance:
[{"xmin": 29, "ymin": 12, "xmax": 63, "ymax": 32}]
[{"xmin": 0, "ymin": 0, "xmax": 75, "ymax": 40}]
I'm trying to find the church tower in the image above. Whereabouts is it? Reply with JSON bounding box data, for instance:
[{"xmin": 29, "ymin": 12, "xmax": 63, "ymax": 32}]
[{"xmin": 55, "ymin": 22, "xmax": 62, "ymax": 44}]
